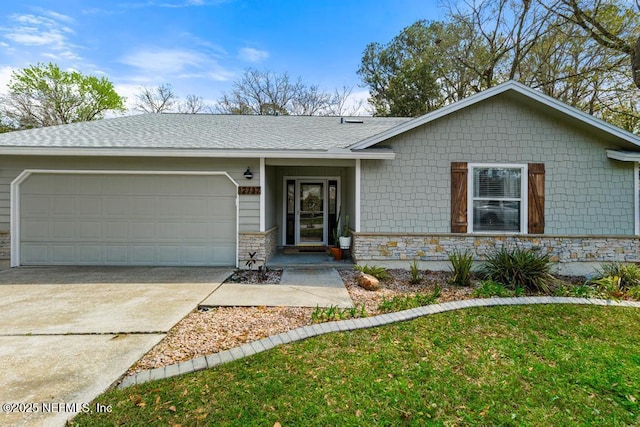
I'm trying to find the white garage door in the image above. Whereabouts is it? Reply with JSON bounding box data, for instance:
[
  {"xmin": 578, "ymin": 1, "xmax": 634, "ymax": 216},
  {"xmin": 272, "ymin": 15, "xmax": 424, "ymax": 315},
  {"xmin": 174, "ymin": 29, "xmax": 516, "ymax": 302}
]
[{"xmin": 19, "ymin": 173, "xmax": 237, "ymax": 266}]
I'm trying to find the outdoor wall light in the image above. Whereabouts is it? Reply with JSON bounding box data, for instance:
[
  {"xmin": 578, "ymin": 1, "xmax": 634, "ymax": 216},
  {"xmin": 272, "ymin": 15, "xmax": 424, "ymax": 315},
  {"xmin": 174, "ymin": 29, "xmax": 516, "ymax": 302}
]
[{"xmin": 243, "ymin": 167, "xmax": 253, "ymax": 180}]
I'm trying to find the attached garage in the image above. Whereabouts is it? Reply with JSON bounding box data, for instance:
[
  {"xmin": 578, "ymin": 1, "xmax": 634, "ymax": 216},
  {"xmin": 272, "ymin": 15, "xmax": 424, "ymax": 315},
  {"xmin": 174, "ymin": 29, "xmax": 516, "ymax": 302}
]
[{"xmin": 13, "ymin": 171, "xmax": 238, "ymax": 266}]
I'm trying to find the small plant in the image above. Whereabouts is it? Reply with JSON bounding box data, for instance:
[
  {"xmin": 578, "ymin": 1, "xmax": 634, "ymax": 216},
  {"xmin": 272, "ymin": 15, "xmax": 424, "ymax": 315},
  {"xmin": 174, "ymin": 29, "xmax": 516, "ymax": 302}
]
[
  {"xmin": 627, "ymin": 286, "xmax": 640, "ymax": 301},
  {"xmin": 482, "ymin": 246, "xmax": 555, "ymax": 293},
  {"xmin": 311, "ymin": 304, "xmax": 367, "ymax": 323},
  {"xmin": 553, "ymin": 282, "xmax": 598, "ymax": 298},
  {"xmin": 245, "ymin": 251, "xmax": 257, "ymax": 270},
  {"xmin": 377, "ymin": 287, "xmax": 440, "ymax": 313},
  {"xmin": 472, "ymin": 280, "xmax": 522, "ymax": 298},
  {"xmin": 591, "ymin": 275, "xmax": 624, "ymax": 299},
  {"xmin": 448, "ymin": 250, "xmax": 474, "ymax": 287},
  {"xmin": 409, "ymin": 260, "xmax": 421, "ymax": 284},
  {"xmin": 596, "ymin": 262, "xmax": 640, "ymax": 291},
  {"xmin": 355, "ymin": 264, "xmax": 390, "ymax": 281},
  {"xmin": 342, "ymin": 214, "xmax": 351, "ymax": 237},
  {"xmin": 333, "ymin": 206, "xmax": 342, "ymax": 247}
]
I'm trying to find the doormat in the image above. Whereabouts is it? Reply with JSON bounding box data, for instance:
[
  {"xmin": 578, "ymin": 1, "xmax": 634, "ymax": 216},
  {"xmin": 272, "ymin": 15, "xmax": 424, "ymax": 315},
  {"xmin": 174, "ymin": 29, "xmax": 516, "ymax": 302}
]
[{"xmin": 283, "ymin": 247, "xmax": 327, "ymax": 254}]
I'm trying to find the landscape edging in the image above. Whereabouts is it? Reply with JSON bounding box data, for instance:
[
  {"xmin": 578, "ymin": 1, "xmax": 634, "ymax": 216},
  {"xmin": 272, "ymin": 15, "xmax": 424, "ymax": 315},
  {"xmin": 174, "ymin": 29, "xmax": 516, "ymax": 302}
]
[{"xmin": 117, "ymin": 296, "xmax": 640, "ymax": 389}]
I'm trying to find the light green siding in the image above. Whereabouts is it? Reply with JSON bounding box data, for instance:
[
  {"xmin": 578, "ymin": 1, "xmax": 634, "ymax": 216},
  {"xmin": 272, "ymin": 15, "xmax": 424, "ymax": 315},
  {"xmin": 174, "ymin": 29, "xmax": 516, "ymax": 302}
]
[
  {"xmin": 0, "ymin": 156, "xmax": 261, "ymax": 231},
  {"xmin": 361, "ymin": 96, "xmax": 636, "ymax": 236}
]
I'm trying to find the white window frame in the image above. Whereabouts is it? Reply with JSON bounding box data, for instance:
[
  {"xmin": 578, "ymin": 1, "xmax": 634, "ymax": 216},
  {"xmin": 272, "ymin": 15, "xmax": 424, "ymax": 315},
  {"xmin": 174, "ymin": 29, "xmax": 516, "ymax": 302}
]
[{"xmin": 467, "ymin": 163, "xmax": 528, "ymax": 234}]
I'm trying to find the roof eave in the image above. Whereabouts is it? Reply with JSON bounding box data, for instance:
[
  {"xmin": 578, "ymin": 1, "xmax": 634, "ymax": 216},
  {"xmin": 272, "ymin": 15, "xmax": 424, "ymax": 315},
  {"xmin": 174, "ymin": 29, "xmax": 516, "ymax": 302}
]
[
  {"xmin": 607, "ymin": 149, "xmax": 640, "ymax": 162},
  {"xmin": 0, "ymin": 147, "xmax": 396, "ymax": 160}
]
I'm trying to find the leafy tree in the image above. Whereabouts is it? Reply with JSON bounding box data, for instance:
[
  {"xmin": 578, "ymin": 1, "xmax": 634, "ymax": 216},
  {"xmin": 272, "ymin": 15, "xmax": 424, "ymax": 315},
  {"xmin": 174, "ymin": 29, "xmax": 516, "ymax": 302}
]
[
  {"xmin": 358, "ymin": 20, "xmax": 444, "ymax": 116},
  {"xmin": 358, "ymin": 0, "xmax": 639, "ymax": 131},
  {"xmin": 1, "ymin": 63, "xmax": 125, "ymax": 128}
]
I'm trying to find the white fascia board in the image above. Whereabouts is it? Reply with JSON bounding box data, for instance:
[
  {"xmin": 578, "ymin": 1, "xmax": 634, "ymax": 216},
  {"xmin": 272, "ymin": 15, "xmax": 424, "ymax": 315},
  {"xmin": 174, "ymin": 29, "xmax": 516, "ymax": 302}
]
[
  {"xmin": 607, "ymin": 150, "xmax": 640, "ymax": 162},
  {"xmin": 0, "ymin": 147, "xmax": 396, "ymax": 160},
  {"xmin": 350, "ymin": 81, "xmax": 640, "ymax": 151}
]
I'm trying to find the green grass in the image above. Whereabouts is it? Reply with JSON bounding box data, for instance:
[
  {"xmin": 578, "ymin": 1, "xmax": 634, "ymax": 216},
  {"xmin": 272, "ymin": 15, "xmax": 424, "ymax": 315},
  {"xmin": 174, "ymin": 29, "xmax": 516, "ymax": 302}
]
[{"xmin": 72, "ymin": 305, "xmax": 640, "ymax": 426}]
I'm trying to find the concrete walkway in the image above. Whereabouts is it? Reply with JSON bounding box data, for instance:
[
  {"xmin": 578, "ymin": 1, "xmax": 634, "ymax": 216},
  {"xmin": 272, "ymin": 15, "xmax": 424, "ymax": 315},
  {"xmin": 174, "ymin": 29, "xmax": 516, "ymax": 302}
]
[
  {"xmin": 200, "ymin": 268, "xmax": 353, "ymax": 308},
  {"xmin": 0, "ymin": 267, "xmax": 231, "ymax": 427},
  {"xmin": 120, "ymin": 296, "xmax": 640, "ymax": 389}
]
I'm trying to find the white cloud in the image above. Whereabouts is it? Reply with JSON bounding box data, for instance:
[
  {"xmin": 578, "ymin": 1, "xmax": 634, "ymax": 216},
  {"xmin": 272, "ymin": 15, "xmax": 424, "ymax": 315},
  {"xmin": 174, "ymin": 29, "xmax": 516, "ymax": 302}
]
[
  {"xmin": 238, "ymin": 47, "xmax": 269, "ymax": 63},
  {"xmin": 119, "ymin": 47, "xmax": 234, "ymax": 82},
  {"xmin": 342, "ymin": 89, "xmax": 373, "ymax": 116},
  {"xmin": 0, "ymin": 65, "xmax": 16, "ymax": 95},
  {"xmin": 121, "ymin": 48, "xmax": 207, "ymax": 74},
  {"xmin": 1, "ymin": 12, "xmax": 80, "ymax": 58}
]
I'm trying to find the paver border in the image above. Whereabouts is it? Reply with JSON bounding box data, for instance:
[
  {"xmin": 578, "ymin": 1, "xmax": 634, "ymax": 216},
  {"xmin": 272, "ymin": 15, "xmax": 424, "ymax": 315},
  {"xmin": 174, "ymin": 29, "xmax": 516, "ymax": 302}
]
[{"xmin": 117, "ymin": 297, "xmax": 640, "ymax": 389}]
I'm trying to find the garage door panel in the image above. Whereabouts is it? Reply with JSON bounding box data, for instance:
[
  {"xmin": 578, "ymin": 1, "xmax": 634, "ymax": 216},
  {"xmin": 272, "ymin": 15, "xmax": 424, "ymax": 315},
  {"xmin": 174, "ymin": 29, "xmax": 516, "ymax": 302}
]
[
  {"xmin": 51, "ymin": 221, "xmax": 75, "ymax": 240},
  {"xmin": 77, "ymin": 222, "xmax": 101, "ymax": 239},
  {"xmin": 131, "ymin": 222, "xmax": 156, "ymax": 240},
  {"xmin": 52, "ymin": 197, "xmax": 76, "ymax": 216},
  {"xmin": 51, "ymin": 245, "xmax": 74, "ymax": 263},
  {"xmin": 20, "ymin": 173, "xmax": 237, "ymax": 266},
  {"xmin": 22, "ymin": 196, "xmax": 50, "ymax": 216},
  {"xmin": 21, "ymin": 244, "xmax": 48, "ymax": 264},
  {"xmin": 103, "ymin": 222, "xmax": 129, "ymax": 240},
  {"xmin": 22, "ymin": 221, "xmax": 50, "ymax": 239},
  {"xmin": 105, "ymin": 246, "xmax": 128, "ymax": 264},
  {"xmin": 76, "ymin": 198, "xmax": 103, "ymax": 216},
  {"xmin": 103, "ymin": 197, "xmax": 130, "ymax": 217}
]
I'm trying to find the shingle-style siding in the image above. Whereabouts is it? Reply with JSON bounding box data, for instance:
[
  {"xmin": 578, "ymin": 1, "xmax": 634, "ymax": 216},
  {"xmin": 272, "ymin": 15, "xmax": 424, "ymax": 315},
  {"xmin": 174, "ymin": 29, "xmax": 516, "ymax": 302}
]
[
  {"xmin": 360, "ymin": 95, "xmax": 636, "ymax": 236},
  {"xmin": 0, "ymin": 156, "xmax": 260, "ymax": 231}
]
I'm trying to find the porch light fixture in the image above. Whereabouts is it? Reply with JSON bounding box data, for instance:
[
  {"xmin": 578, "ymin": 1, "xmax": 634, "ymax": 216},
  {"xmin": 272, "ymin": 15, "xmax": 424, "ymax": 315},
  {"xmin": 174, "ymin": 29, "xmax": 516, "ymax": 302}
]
[{"xmin": 243, "ymin": 167, "xmax": 253, "ymax": 180}]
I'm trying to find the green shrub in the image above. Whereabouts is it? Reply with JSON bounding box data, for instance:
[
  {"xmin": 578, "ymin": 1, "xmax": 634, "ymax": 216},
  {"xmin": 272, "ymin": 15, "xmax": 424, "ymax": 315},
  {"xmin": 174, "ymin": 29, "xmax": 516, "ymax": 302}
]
[
  {"xmin": 627, "ymin": 286, "xmax": 640, "ymax": 301},
  {"xmin": 355, "ymin": 264, "xmax": 390, "ymax": 281},
  {"xmin": 555, "ymin": 282, "xmax": 598, "ymax": 298},
  {"xmin": 481, "ymin": 246, "xmax": 555, "ymax": 293},
  {"xmin": 591, "ymin": 275, "xmax": 623, "ymax": 298},
  {"xmin": 596, "ymin": 262, "xmax": 640, "ymax": 291},
  {"xmin": 448, "ymin": 250, "xmax": 474, "ymax": 287},
  {"xmin": 409, "ymin": 260, "xmax": 421, "ymax": 284},
  {"xmin": 473, "ymin": 280, "xmax": 522, "ymax": 298}
]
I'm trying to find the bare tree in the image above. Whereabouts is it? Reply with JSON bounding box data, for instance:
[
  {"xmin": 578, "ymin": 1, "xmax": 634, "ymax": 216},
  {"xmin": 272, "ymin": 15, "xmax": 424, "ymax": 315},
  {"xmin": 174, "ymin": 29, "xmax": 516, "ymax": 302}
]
[
  {"xmin": 178, "ymin": 94, "xmax": 209, "ymax": 114},
  {"xmin": 290, "ymin": 84, "xmax": 331, "ymax": 115},
  {"xmin": 218, "ymin": 68, "xmax": 364, "ymax": 116},
  {"xmin": 325, "ymin": 86, "xmax": 365, "ymax": 116},
  {"xmin": 134, "ymin": 83, "xmax": 178, "ymax": 113},
  {"xmin": 218, "ymin": 69, "xmax": 303, "ymax": 115},
  {"xmin": 546, "ymin": 0, "xmax": 640, "ymax": 89}
]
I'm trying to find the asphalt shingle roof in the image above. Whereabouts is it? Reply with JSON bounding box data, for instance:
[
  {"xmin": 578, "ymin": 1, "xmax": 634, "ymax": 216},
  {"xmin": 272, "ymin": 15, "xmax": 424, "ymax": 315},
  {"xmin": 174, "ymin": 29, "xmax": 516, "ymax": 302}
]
[{"xmin": 0, "ymin": 114, "xmax": 411, "ymax": 151}]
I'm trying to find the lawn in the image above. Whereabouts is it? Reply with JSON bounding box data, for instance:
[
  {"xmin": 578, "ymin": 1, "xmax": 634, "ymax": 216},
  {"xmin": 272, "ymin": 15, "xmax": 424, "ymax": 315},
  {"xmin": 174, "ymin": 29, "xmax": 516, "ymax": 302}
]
[{"xmin": 72, "ymin": 304, "xmax": 640, "ymax": 426}]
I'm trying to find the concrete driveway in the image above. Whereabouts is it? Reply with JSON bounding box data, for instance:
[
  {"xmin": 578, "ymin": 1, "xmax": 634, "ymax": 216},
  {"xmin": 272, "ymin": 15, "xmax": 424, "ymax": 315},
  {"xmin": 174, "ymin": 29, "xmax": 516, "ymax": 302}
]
[{"xmin": 0, "ymin": 266, "xmax": 232, "ymax": 427}]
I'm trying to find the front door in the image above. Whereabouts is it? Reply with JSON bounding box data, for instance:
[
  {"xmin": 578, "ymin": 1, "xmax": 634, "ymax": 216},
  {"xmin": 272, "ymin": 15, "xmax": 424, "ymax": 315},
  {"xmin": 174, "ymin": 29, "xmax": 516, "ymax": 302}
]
[{"xmin": 297, "ymin": 181, "xmax": 326, "ymax": 245}]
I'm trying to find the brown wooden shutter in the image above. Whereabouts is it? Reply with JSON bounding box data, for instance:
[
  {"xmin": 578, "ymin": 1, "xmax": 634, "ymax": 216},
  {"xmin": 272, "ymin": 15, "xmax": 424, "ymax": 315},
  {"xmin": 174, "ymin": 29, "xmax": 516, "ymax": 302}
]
[
  {"xmin": 527, "ymin": 163, "xmax": 545, "ymax": 234},
  {"xmin": 451, "ymin": 162, "xmax": 468, "ymax": 233}
]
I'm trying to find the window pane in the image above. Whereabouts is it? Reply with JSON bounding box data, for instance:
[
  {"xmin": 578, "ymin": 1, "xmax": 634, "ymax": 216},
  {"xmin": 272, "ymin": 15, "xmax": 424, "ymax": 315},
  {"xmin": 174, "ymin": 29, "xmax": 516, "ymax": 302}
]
[
  {"xmin": 473, "ymin": 200, "xmax": 521, "ymax": 232},
  {"xmin": 473, "ymin": 168, "xmax": 521, "ymax": 198}
]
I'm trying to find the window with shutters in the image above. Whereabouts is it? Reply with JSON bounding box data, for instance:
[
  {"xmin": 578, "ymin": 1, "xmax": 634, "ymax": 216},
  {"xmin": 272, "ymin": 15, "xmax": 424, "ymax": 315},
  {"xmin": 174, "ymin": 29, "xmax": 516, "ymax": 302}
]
[{"xmin": 468, "ymin": 164, "xmax": 527, "ymax": 233}]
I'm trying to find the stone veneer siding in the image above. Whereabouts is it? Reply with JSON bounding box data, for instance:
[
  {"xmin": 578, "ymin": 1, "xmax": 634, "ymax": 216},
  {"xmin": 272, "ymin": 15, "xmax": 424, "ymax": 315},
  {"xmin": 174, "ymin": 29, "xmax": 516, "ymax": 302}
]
[
  {"xmin": 0, "ymin": 231, "xmax": 8, "ymax": 259},
  {"xmin": 353, "ymin": 233, "xmax": 640, "ymax": 265},
  {"xmin": 238, "ymin": 226, "xmax": 279, "ymax": 268}
]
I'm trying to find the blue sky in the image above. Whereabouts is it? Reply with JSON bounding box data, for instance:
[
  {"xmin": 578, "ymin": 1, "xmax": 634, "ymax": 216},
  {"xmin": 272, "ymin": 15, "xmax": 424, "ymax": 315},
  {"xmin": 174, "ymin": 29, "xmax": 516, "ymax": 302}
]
[{"xmin": 0, "ymin": 0, "xmax": 442, "ymax": 111}]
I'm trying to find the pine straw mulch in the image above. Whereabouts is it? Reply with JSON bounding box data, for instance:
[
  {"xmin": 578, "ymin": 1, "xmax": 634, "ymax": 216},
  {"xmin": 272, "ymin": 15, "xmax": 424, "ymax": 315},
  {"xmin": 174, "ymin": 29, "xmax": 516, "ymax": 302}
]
[{"xmin": 127, "ymin": 269, "xmax": 477, "ymax": 375}]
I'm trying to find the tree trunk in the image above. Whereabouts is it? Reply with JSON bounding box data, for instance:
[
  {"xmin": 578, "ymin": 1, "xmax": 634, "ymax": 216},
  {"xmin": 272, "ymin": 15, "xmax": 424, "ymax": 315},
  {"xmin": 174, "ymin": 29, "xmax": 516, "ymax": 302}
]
[{"xmin": 633, "ymin": 36, "xmax": 640, "ymax": 89}]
